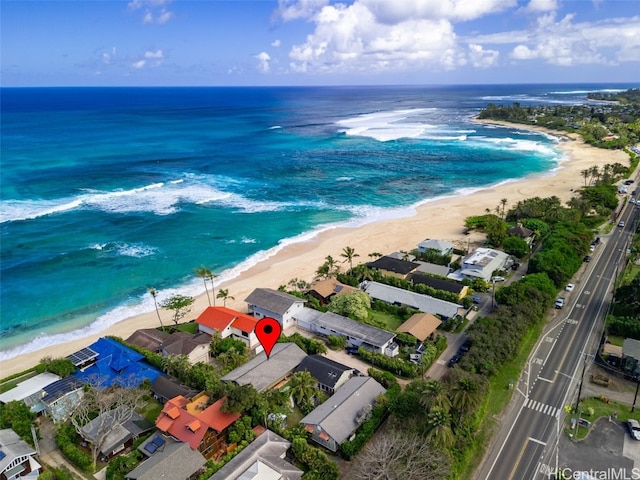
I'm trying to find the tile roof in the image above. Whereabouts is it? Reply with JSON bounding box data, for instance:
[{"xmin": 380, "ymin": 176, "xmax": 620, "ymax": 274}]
[
  {"xmin": 195, "ymin": 307, "xmax": 258, "ymax": 334},
  {"xmin": 244, "ymin": 288, "xmax": 304, "ymax": 316},
  {"xmin": 155, "ymin": 395, "xmax": 240, "ymax": 450},
  {"xmin": 308, "ymin": 279, "xmax": 358, "ymax": 300}
]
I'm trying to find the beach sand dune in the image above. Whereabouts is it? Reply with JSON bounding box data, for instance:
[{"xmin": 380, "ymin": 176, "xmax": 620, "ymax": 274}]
[{"xmin": 0, "ymin": 121, "xmax": 632, "ymax": 378}]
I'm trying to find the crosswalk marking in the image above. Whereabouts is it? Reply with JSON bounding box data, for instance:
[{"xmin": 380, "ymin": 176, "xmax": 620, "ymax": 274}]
[{"xmin": 524, "ymin": 398, "xmax": 559, "ymax": 418}]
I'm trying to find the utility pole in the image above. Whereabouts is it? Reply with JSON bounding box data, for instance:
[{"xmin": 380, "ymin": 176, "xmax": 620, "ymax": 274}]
[
  {"xmin": 632, "ymin": 379, "xmax": 640, "ymax": 413},
  {"xmin": 573, "ymin": 353, "xmax": 594, "ymax": 417}
]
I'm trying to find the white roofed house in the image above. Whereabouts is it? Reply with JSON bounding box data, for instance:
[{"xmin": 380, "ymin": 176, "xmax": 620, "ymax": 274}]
[
  {"xmin": 0, "ymin": 428, "xmax": 41, "ymax": 479},
  {"xmin": 417, "ymin": 239, "xmax": 455, "ymax": 256},
  {"xmin": 300, "ymin": 377, "xmax": 386, "ymax": 452},
  {"xmin": 454, "ymin": 247, "xmax": 509, "ymax": 282},
  {"xmin": 244, "ymin": 288, "xmax": 305, "ymax": 330},
  {"xmin": 0, "ymin": 372, "xmax": 61, "ymax": 415}
]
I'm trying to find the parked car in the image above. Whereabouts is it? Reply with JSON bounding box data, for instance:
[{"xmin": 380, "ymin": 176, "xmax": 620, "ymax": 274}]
[
  {"xmin": 583, "ymin": 255, "xmax": 591, "ymax": 263},
  {"xmin": 447, "ymin": 354, "xmax": 461, "ymax": 367},
  {"xmin": 491, "ymin": 276, "xmax": 505, "ymax": 283},
  {"xmin": 346, "ymin": 346, "xmax": 360, "ymax": 355},
  {"xmin": 565, "ymin": 284, "xmax": 575, "ymax": 292},
  {"xmin": 618, "ymin": 220, "xmax": 625, "ymax": 227},
  {"xmin": 593, "ymin": 237, "xmax": 601, "ymax": 245},
  {"xmin": 555, "ymin": 297, "xmax": 565, "ymax": 309},
  {"xmin": 472, "ymin": 295, "xmax": 481, "ymax": 304},
  {"xmin": 628, "ymin": 419, "xmax": 640, "ymax": 440},
  {"xmin": 624, "ymin": 179, "xmax": 635, "ymax": 185}
]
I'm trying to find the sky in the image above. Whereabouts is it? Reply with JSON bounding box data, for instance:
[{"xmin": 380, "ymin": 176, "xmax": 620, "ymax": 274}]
[{"xmin": 1, "ymin": 0, "xmax": 639, "ymax": 87}]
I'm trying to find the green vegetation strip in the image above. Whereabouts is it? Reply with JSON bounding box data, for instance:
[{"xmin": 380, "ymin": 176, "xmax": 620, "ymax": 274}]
[{"xmin": 564, "ymin": 397, "xmax": 640, "ymax": 441}]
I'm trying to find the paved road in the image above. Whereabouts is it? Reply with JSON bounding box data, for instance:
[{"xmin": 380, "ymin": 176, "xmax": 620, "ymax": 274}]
[{"xmin": 475, "ymin": 200, "xmax": 640, "ymax": 480}]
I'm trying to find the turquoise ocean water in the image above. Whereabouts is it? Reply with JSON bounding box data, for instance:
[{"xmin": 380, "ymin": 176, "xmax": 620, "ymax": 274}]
[{"xmin": 0, "ymin": 84, "xmax": 632, "ymax": 360}]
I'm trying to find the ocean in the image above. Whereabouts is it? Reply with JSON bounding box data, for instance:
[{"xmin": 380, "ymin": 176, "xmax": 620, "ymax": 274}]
[{"xmin": 0, "ymin": 83, "xmax": 633, "ymax": 361}]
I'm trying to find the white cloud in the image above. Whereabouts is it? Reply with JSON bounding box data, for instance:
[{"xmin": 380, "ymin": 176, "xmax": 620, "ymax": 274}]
[
  {"xmin": 468, "ymin": 43, "xmax": 499, "ymax": 67},
  {"xmin": 255, "ymin": 52, "xmax": 272, "ymax": 73},
  {"xmin": 156, "ymin": 9, "xmax": 174, "ymax": 24},
  {"xmin": 128, "ymin": 0, "xmax": 174, "ymax": 24},
  {"xmin": 362, "ymin": 0, "xmax": 517, "ymax": 23},
  {"xmin": 272, "ymin": 39, "xmax": 282, "ymax": 47},
  {"xmin": 505, "ymin": 14, "xmax": 640, "ymax": 66},
  {"xmin": 144, "ymin": 50, "xmax": 164, "ymax": 59},
  {"xmin": 275, "ymin": 0, "xmax": 330, "ymax": 21},
  {"xmin": 132, "ymin": 60, "xmax": 146, "ymax": 69},
  {"xmin": 522, "ymin": 0, "xmax": 558, "ymax": 13}
]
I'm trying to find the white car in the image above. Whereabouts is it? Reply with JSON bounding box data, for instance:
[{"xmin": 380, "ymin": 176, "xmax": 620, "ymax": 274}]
[
  {"xmin": 555, "ymin": 297, "xmax": 565, "ymax": 309},
  {"xmin": 628, "ymin": 419, "xmax": 640, "ymax": 440},
  {"xmin": 491, "ymin": 276, "xmax": 505, "ymax": 283},
  {"xmin": 565, "ymin": 284, "xmax": 575, "ymax": 292}
]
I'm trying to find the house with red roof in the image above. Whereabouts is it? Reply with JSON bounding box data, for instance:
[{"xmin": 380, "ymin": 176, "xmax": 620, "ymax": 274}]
[
  {"xmin": 195, "ymin": 307, "xmax": 260, "ymax": 351},
  {"xmin": 155, "ymin": 393, "xmax": 241, "ymax": 460}
]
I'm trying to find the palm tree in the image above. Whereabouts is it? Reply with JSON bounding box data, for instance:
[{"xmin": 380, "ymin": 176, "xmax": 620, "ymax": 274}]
[
  {"xmin": 207, "ymin": 270, "xmax": 218, "ymax": 306},
  {"xmin": 340, "ymin": 246, "xmax": 360, "ymax": 272},
  {"xmin": 419, "ymin": 380, "xmax": 451, "ymax": 411},
  {"xmin": 450, "ymin": 376, "xmax": 485, "ymax": 423},
  {"xmin": 195, "ymin": 265, "xmax": 213, "ymax": 306},
  {"xmin": 288, "ymin": 371, "xmax": 317, "ymax": 408},
  {"xmin": 216, "ymin": 288, "xmax": 235, "ymax": 307},
  {"xmin": 500, "ymin": 198, "xmax": 508, "ymax": 219},
  {"xmin": 148, "ymin": 287, "xmax": 165, "ymax": 331},
  {"xmin": 581, "ymin": 169, "xmax": 589, "ymax": 187},
  {"xmin": 368, "ymin": 252, "xmax": 382, "ymax": 261},
  {"xmin": 324, "ymin": 255, "xmax": 340, "ymax": 278},
  {"xmin": 425, "ymin": 407, "xmax": 455, "ymax": 450}
]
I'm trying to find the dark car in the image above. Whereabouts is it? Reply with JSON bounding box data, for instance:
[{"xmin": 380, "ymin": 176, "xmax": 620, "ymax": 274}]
[
  {"xmin": 624, "ymin": 179, "xmax": 635, "ymax": 185},
  {"xmin": 459, "ymin": 340, "xmax": 472, "ymax": 353},
  {"xmin": 583, "ymin": 255, "xmax": 591, "ymax": 262},
  {"xmin": 593, "ymin": 237, "xmax": 601, "ymax": 245},
  {"xmin": 448, "ymin": 354, "xmax": 461, "ymax": 367},
  {"xmin": 472, "ymin": 295, "xmax": 481, "ymax": 304},
  {"xmin": 346, "ymin": 346, "xmax": 360, "ymax": 355}
]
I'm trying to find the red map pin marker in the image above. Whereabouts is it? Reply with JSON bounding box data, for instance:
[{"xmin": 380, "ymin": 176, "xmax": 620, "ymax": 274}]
[{"xmin": 255, "ymin": 317, "xmax": 282, "ymax": 359}]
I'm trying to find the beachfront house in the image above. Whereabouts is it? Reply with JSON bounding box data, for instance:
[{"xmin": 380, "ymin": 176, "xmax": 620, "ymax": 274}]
[
  {"xmin": 413, "ymin": 261, "xmax": 451, "ymax": 277},
  {"xmin": 155, "ymin": 394, "xmax": 241, "ymax": 460},
  {"xmin": 417, "ymin": 239, "xmax": 455, "ymax": 256},
  {"xmin": 40, "ymin": 376, "xmax": 85, "ymax": 423},
  {"xmin": 0, "ymin": 372, "xmax": 61, "ymax": 415},
  {"xmin": 453, "ymin": 247, "xmax": 509, "ymax": 282},
  {"xmin": 294, "ymin": 307, "xmax": 397, "ymax": 356},
  {"xmin": 366, "ymin": 256, "xmax": 419, "ymax": 279},
  {"xmin": 294, "ymin": 355, "xmax": 355, "ymax": 395},
  {"xmin": 360, "ymin": 281, "xmax": 462, "ymax": 320},
  {"xmin": 306, "ymin": 279, "xmax": 359, "ymax": 306},
  {"xmin": 195, "ymin": 306, "xmax": 260, "ymax": 351},
  {"xmin": 506, "ymin": 223, "xmax": 535, "ymax": 246},
  {"xmin": 220, "ymin": 343, "xmax": 307, "ymax": 392},
  {"xmin": 209, "ymin": 428, "xmax": 303, "ymax": 480},
  {"xmin": 0, "ymin": 428, "xmax": 41, "ymax": 479},
  {"xmin": 125, "ymin": 329, "xmax": 170, "ymax": 354},
  {"xmin": 300, "ymin": 377, "xmax": 386, "ymax": 452},
  {"xmin": 244, "ymin": 288, "xmax": 305, "ymax": 330},
  {"xmin": 159, "ymin": 332, "xmax": 211, "ymax": 364},
  {"xmin": 126, "ymin": 435, "xmax": 206, "ymax": 480}
]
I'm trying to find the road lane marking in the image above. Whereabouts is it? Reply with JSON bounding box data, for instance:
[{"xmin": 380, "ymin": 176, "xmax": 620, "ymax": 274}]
[
  {"xmin": 507, "ymin": 437, "xmax": 547, "ymax": 480},
  {"xmin": 524, "ymin": 398, "xmax": 559, "ymax": 418},
  {"xmin": 538, "ymin": 376, "xmax": 554, "ymax": 383},
  {"xmin": 528, "ymin": 437, "xmax": 547, "ymax": 446}
]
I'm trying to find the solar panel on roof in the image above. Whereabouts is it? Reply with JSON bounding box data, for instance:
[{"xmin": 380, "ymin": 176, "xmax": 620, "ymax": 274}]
[
  {"xmin": 144, "ymin": 443, "xmax": 157, "ymax": 454},
  {"xmin": 0, "ymin": 450, "xmax": 6, "ymax": 461},
  {"xmin": 334, "ymin": 285, "xmax": 343, "ymax": 293},
  {"xmin": 66, "ymin": 347, "xmax": 99, "ymax": 366},
  {"xmin": 152, "ymin": 436, "xmax": 165, "ymax": 447}
]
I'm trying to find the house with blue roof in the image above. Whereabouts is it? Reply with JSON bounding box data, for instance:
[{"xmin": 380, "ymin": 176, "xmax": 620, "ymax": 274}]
[{"xmin": 74, "ymin": 338, "xmax": 162, "ymax": 388}]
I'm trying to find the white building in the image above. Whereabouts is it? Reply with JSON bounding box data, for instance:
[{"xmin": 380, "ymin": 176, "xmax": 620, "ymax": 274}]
[{"xmin": 245, "ymin": 288, "xmax": 305, "ymax": 330}]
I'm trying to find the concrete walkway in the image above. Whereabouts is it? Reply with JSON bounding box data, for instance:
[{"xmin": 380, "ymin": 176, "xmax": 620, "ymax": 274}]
[{"xmin": 37, "ymin": 417, "xmax": 91, "ymax": 480}]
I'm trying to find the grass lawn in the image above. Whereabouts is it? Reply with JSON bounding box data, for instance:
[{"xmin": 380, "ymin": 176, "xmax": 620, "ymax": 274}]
[
  {"xmin": 139, "ymin": 397, "xmax": 163, "ymax": 424},
  {"xmin": 0, "ymin": 369, "xmax": 38, "ymax": 393},
  {"xmin": 606, "ymin": 335, "xmax": 625, "ymax": 347},
  {"xmin": 564, "ymin": 396, "xmax": 640, "ymax": 440},
  {"xmin": 367, "ymin": 310, "xmax": 404, "ymax": 331},
  {"xmin": 286, "ymin": 406, "xmax": 306, "ymax": 429},
  {"xmin": 175, "ymin": 322, "xmax": 198, "ymax": 334}
]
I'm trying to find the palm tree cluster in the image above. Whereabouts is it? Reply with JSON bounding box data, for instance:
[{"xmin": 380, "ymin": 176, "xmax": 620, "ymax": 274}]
[{"xmin": 194, "ymin": 265, "xmax": 217, "ymax": 306}]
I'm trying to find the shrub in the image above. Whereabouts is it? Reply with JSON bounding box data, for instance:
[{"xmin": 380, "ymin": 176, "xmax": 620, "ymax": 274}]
[{"xmin": 326, "ymin": 335, "xmax": 347, "ymax": 350}]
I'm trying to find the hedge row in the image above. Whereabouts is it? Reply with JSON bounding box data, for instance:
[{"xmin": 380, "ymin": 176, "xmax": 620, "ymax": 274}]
[{"xmin": 55, "ymin": 424, "xmax": 93, "ymax": 473}]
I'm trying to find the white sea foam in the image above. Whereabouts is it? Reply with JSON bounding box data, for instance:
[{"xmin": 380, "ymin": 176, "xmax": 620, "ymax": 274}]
[
  {"xmin": 0, "ymin": 174, "xmax": 327, "ymax": 223},
  {"xmin": 336, "ymin": 108, "xmax": 442, "ymax": 142},
  {"xmin": 547, "ymin": 89, "xmax": 625, "ymax": 95},
  {"xmin": 336, "ymin": 177, "xmax": 353, "ymax": 182},
  {"xmin": 469, "ymin": 136, "xmax": 559, "ymax": 157},
  {"xmin": 241, "ymin": 237, "xmax": 257, "ymax": 244}
]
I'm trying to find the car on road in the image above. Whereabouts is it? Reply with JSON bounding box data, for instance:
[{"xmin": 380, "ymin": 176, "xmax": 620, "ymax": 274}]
[
  {"xmin": 628, "ymin": 419, "xmax": 640, "ymax": 440},
  {"xmin": 565, "ymin": 284, "xmax": 575, "ymax": 292},
  {"xmin": 618, "ymin": 220, "xmax": 625, "ymax": 227},
  {"xmin": 447, "ymin": 354, "xmax": 461, "ymax": 367},
  {"xmin": 583, "ymin": 255, "xmax": 591, "ymax": 263},
  {"xmin": 624, "ymin": 179, "xmax": 635, "ymax": 185},
  {"xmin": 472, "ymin": 295, "xmax": 481, "ymax": 304},
  {"xmin": 589, "ymin": 244, "xmax": 595, "ymax": 252},
  {"xmin": 491, "ymin": 276, "xmax": 505, "ymax": 283},
  {"xmin": 555, "ymin": 297, "xmax": 565, "ymax": 309}
]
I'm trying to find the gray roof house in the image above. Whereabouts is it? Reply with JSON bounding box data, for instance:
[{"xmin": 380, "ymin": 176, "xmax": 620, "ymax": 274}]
[
  {"xmin": 452, "ymin": 247, "xmax": 509, "ymax": 281},
  {"xmin": 125, "ymin": 329, "xmax": 170, "ymax": 353},
  {"xmin": 126, "ymin": 435, "xmax": 206, "ymax": 480},
  {"xmin": 209, "ymin": 429, "xmax": 303, "ymax": 480},
  {"xmin": 300, "ymin": 377, "xmax": 386, "ymax": 452},
  {"xmin": 414, "ymin": 261, "xmax": 451, "ymax": 277},
  {"xmin": 0, "ymin": 428, "xmax": 41, "ymax": 480},
  {"xmin": 150, "ymin": 376, "xmax": 198, "ymax": 405},
  {"xmin": 417, "ymin": 239, "xmax": 455, "ymax": 255},
  {"xmin": 221, "ymin": 343, "xmax": 307, "ymax": 392},
  {"xmin": 361, "ymin": 281, "xmax": 462, "ymax": 319},
  {"xmin": 294, "ymin": 355, "xmax": 354, "ymax": 394},
  {"xmin": 245, "ymin": 288, "xmax": 306, "ymax": 330},
  {"xmin": 80, "ymin": 407, "xmax": 154, "ymax": 459},
  {"xmin": 294, "ymin": 307, "xmax": 396, "ymax": 355},
  {"xmin": 623, "ymin": 338, "xmax": 640, "ymax": 364},
  {"xmin": 0, "ymin": 372, "xmax": 61, "ymax": 414}
]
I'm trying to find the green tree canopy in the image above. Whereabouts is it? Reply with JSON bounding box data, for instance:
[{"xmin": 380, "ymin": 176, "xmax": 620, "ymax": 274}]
[{"xmin": 326, "ymin": 291, "xmax": 371, "ymax": 322}]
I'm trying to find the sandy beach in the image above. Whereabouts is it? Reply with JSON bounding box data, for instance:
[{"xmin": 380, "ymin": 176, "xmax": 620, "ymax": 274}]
[{"xmin": 0, "ymin": 120, "xmax": 632, "ymax": 379}]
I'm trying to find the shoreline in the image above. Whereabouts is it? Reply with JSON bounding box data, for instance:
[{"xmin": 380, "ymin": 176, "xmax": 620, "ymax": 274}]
[{"xmin": 0, "ymin": 119, "xmax": 631, "ymax": 378}]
